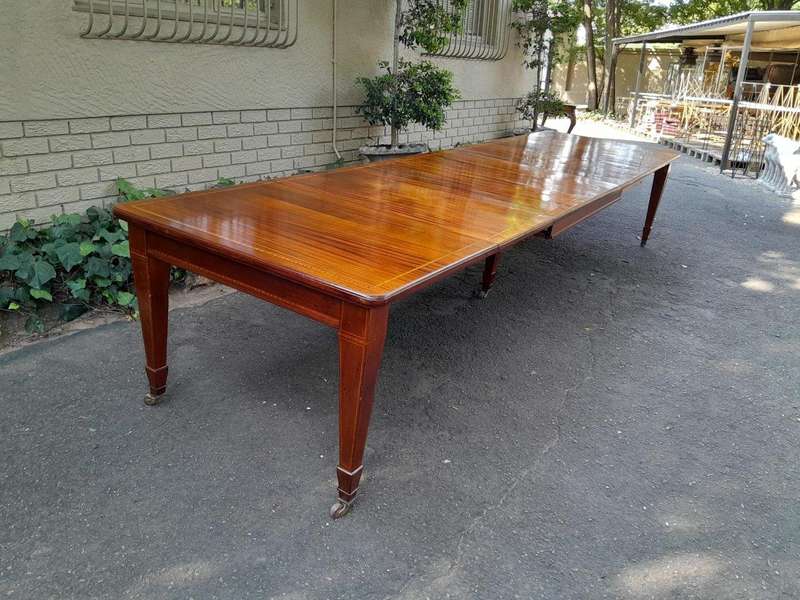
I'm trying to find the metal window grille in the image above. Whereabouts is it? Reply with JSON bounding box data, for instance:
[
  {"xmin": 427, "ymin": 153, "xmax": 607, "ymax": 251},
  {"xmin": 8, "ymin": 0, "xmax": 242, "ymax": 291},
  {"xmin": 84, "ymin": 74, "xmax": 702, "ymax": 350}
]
[
  {"xmin": 425, "ymin": 0, "xmax": 512, "ymax": 61},
  {"xmin": 73, "ymin": 0, "xmax": 299, "ymax": 47}
]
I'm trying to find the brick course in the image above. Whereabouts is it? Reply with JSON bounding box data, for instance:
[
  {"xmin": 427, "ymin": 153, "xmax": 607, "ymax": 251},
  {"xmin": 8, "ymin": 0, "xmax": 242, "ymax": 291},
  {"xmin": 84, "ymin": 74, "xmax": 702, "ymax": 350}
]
[{"xmin": 0, "ymin": 99, "xmax": 524, "ymax": 230}]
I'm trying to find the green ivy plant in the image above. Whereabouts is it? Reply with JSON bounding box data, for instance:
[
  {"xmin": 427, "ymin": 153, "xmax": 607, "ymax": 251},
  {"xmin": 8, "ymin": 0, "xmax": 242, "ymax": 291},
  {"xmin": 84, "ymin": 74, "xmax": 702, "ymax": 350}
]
[
  {"xmin": 0, "ymin": 208, "xmax": 135, "ymax": 333},
  {"xmin": 0, "ymin": 177, "xmax": 238, "ymax": 334}
]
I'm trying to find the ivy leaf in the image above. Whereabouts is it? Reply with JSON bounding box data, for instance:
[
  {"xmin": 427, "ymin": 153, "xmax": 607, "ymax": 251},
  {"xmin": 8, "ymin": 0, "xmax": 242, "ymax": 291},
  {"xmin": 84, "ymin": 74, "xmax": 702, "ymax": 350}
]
[
  {"xmin": 94, "ymin": 277, "xmax": 112, "ymax": 288},
  {"xmin": 116, "ymin": 291, "xmax": 135, "ymax": 306},
  {"xmin": 117, "ymin": 178, "xmax": 146, "ymax": 201},
  {"xmin": 29, "ymin": 288, "xmax": 53, "ymax": 302},
  {"xmin": 9, "ymin": 221, "xmax": 37, "ymax": 242},
  {"xmin": 67, "ymin": 278, "xmax": 87, "ymax": 293},
  {"xmin": 79, "ymin": 241, "xmax": 96, "ymax": 257},
  {"xmin": 111, "ymin": 241, "xmax": 130, "ymax": 258},
  {"xmin": 99, "ymin": 229, "xmax": 125, "ymax": 244},
  {"xmin": 85, "ymin": 256, "xmax": 110, "ymax": 279},
  {"xmin": 118, "ymin": 220, "xmax": 128, "ymax": 233},
  {"xmin": 72, "ymin": 288, "xmax": 91, "ymax": 302},
  {"xmin": 14, "ymin": 252, "xmax": 35, "ymax": 281},
  {"xmin": 8, "ymin": 302, "xmax": 20, "ymax": 311},
  {"xmin": 56, "ymin": 242, "xmax": 84, "ymax": 271},
  {"xmin": 0, "ymin": 253, "xmax": 21, "ymax": 271},
  {"xmin": 28, "ymin": 260, "xmax": 57, "ymax": 289}
]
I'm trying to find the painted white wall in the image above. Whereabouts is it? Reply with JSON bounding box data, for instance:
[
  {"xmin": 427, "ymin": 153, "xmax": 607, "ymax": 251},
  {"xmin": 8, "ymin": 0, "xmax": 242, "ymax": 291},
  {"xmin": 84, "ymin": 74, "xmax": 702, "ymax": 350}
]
[{"xmin": 0, "ymin": 0, "xmax": 537, "ymax": 121}]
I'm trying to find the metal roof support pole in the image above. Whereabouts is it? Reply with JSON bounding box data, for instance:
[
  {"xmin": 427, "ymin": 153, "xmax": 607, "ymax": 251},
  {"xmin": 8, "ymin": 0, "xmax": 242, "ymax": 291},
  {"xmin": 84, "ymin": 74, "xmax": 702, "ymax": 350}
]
[
  {"xmin": 714, "ymin": 44, "xmax": 728, "ymax": 95},
  {"xmin": 629, "ymin": 42, "xmax": 647, "ymax": 129},
  {"xmin": 721, "ymin": 18, "xmax": 754, "ymax": 172}
]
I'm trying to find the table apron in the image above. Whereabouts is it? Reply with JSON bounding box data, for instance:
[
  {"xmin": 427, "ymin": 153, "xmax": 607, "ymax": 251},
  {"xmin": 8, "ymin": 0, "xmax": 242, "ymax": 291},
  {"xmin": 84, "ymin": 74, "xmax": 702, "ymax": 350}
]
[{"xmin": 139, "ymin": 229, "xmax": 343, "ymax": 328}]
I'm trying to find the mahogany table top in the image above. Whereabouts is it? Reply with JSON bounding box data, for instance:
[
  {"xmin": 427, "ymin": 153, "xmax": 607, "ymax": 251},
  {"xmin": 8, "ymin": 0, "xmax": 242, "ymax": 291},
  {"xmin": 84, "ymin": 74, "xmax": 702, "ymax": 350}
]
[{"xmin": 114, "ymin": 131, "xmax": 679, "ymax": 304}]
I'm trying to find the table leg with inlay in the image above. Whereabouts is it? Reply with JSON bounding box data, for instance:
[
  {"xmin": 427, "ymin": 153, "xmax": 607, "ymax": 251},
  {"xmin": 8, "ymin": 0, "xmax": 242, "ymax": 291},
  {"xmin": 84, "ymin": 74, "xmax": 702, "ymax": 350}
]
[
  {"xmin": 641, "ymin": 164, "xmax": 670, "ymax": 247},
  {"xmin": 333, "ymin": 303, "xmax": 390, "ymax": 518},
  {"xmin": 130, "ymin": 227, "xmax": 171, "ymax": 406},
  {"xmin": 478, "ymin": 252, "xmax": 502, "ymax": 298}
]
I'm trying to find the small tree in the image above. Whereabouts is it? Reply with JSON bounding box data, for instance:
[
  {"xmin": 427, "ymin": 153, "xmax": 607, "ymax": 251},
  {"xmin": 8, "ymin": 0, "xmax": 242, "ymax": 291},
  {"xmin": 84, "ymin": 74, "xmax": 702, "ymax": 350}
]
[
  {"xmin": 357, "ymin": 0, "xmax": 467, "ymax": 148},
  {"xmin": 512, "ymin": 0, "xmax": 579, "ymax": 130}
]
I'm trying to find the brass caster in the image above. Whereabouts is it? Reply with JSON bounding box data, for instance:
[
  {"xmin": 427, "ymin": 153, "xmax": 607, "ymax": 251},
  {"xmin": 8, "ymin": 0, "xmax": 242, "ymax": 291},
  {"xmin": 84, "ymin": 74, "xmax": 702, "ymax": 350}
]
[
  {"xmin": 329, "ymin": 499, "xmax": 352, "ymax": 519},
  {"xmin": 144, "ymin": 392, "xmax": 163, "ymax": 406}
]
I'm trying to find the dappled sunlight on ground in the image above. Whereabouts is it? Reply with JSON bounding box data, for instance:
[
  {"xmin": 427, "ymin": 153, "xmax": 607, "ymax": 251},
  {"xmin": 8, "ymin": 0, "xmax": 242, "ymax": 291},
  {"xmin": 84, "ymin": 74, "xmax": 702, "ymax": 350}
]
[
  {"xmin": 740, "ymin": 251, "xmax": 800, "ymax": 295},
  {"xmin": 741, "ymin": 277, "xmax": 776, "ymax": 292},
  {"xmin": 615, "ymin": 553, "xmax": 724, "ymax": 598},
  {"xmin": 786, "ymin": 194, "xmax": 800, "ymax": 226}
]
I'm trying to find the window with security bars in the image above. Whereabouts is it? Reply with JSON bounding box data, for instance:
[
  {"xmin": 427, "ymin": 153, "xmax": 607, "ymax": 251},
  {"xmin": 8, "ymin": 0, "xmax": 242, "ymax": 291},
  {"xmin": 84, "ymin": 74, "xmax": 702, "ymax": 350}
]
[
  {"xmin": 426, "ymin": 0, "xmax": 512, "ymax": 61},
  {"xmin": 73, "ymin": 0, "xmax": 299, "ymax": 47}
]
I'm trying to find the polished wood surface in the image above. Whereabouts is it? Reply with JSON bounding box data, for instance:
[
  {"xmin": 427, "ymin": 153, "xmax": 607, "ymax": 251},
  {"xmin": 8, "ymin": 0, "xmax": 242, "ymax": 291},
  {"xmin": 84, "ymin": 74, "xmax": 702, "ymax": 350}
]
[
  {"xmin": 115, "ymin": 131, "xmax": 679, "ymax": 305},
  {"xmin": 117, "ymin": 131, "xmax": 679, "ymax": 517}
]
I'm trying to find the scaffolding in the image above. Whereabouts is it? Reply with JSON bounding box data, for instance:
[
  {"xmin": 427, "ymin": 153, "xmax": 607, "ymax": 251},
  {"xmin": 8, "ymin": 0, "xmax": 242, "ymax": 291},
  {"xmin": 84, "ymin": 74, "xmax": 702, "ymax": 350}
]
[{"xmin": 615, "ymin": 11, "xmax": 800, "ymax": 178}]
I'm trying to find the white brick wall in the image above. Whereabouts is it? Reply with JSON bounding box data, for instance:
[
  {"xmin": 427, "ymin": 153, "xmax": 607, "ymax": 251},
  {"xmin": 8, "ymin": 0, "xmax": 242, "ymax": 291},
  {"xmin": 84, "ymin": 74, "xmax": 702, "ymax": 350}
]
[{"xmin": 0, "ymin": 99, "xmax": 525, "ymax": 231}]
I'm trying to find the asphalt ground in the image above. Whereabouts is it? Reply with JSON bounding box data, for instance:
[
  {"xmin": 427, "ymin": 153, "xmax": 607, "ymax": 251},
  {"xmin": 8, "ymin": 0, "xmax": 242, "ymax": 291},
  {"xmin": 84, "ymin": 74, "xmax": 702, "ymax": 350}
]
[{"xmin": 2, "ymin": 127, "xmax": 799, "ymax": 599}]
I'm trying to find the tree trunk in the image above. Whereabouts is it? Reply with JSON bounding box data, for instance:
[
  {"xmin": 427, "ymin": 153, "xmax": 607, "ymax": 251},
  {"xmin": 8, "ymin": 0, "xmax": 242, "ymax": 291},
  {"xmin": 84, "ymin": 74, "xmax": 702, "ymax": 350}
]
[
  {"xmin": 602, "ymin": 0, "xmax": 614, "ymax": 114},
  {"xmin": 391, "ymin": 0, "xmax": 403, "ymax": 147},
  {"xmin": 582, "ymin": 0, "xmax": 598, "ymax": 110},
  {"xmin": 544, "ymin": 35, "xmax": 555, "ymax": 95},
  {"xmin": 564, "ymin": 32, "xmax": 577, "ymax": 92},
  {"xmin": 603, "ymin": 44, "xmax": 621, "ymax": 115},
  {"xmin": 531, "ymin": 33, "xmax": 545, "ymax": 131}
]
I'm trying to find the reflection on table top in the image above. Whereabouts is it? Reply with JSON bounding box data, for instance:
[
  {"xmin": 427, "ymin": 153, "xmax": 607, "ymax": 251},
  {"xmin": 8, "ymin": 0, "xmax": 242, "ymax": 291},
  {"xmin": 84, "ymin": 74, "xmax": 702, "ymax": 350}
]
[{"xmin": 115, "ymin": 130, "xmax": 679, "ymax": 303}]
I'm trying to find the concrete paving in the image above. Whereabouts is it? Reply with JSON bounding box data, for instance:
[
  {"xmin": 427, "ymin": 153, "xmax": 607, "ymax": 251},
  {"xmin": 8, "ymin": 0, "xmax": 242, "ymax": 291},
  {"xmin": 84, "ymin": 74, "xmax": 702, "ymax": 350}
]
[{"xmin": 2, "ymin": 123, "xmax": 799, "ymax": 599}]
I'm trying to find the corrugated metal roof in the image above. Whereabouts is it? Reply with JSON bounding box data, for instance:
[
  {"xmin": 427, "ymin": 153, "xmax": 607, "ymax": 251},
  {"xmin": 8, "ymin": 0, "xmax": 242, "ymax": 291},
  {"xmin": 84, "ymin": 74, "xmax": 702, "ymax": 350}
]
[{"xmin": 613, "ymin": 11, "xmax": 800, "ymax": 45}]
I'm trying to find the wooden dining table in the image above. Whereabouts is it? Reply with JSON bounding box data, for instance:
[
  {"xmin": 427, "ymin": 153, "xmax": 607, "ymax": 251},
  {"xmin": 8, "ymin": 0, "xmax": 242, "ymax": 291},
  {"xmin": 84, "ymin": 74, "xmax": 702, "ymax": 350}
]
[{"xmin": 114, "ymin": 131, "xmax": 680, "ymax": 518}]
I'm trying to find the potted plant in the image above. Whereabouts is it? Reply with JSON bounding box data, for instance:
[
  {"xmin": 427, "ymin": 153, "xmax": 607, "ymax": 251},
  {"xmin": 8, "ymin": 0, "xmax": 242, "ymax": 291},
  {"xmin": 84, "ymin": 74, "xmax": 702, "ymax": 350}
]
[
  {"xmin": 356, "ymin": 0, "xmax": 466, "ymax": 162},
  {"xmin": 511, "ymin": 0, "xmax": 579, "ymax": 134},
  {"xmin": 515, "ymin": 89, "xmax": 566, "ymax": 132}
]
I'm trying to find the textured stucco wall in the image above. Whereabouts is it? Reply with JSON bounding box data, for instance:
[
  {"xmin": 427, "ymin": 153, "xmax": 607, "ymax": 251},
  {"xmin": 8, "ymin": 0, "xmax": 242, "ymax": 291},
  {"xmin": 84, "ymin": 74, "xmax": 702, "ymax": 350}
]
[{"xmin": 0, "ymin": 1, "xmax": 536, "ymax": 121}]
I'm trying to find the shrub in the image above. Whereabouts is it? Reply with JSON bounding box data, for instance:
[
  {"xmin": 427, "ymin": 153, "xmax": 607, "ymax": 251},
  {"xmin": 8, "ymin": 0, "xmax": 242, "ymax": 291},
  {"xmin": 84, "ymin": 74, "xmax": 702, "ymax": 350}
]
[
  {"xmin": 356, "ymin": 59, "xmax": 460, "ymax": 143},
  {"xmin": 516, "ymin": 90, "xmax": 567, "ymax": 127}
]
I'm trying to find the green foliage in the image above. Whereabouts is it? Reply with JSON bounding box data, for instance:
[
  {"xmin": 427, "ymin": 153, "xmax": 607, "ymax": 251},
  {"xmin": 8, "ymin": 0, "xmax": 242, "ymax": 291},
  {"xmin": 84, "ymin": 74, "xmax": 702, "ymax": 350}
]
[
  {"xmin": 668, "ymin": 0, "xmax": 795, "ymax": 23},
  {"xmin": 0, "ymin": 179, "xmax": 171, "ymax": 334},
  {"xmin": 357, "ymin": 0, "xmax": 468, "ymax": 144},
  {"xmin": 618, "ymin": 0, "xmax": 668, "ymax": 36},
  {"xmin": 216, "ymin": 177, "xmax": 236, "ymax": 187},
  {"xmin": 517, "ymin": 90, "xmax": 566, "ymax": 123},
  {"xmin": 512, "ymin": 0, "xmax": 580, "ymax": 71},
  {"xmin": 356, "ymin": 59, "xmax": 460, "ymax": 139},
  {"xmin": 399, "ymin": 0, "xmax": 468, "ymax": 54},
  {"xmin": 116, "ymin": 177, "xmax": 170, "ymax": 201}
]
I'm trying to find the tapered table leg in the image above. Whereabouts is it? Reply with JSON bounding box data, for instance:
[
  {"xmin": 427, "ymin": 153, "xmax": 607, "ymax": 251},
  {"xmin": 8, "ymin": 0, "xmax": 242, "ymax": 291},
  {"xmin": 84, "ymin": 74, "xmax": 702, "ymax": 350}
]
[
  {"xmin": 479, "ymin": 253, "xmax": 502, "ymax": 299},
  {"xmin": 331, "ymin": 303, "xmax": 389, "ymax": 518},
  {"xmin": 641, "ymin": 164, "xmax": 670, "ymax": 247},
  {"xmin": 130, "ymin": 228, "xmax": 171, "ymax": 406}
]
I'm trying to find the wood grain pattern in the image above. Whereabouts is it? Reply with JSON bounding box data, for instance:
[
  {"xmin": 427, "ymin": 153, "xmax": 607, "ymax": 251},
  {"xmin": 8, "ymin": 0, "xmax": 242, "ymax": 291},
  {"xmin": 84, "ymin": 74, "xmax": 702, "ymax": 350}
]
[{"xmin": 115, "ymin": 131, "xmax": 680, "ymax": 305}]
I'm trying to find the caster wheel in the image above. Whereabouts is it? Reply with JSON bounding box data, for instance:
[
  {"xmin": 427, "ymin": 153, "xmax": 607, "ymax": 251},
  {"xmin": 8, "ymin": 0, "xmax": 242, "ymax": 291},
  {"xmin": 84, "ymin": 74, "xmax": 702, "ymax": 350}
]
[
  {"xmin": 329, "ymin": 499, "xmax": 352, "ymax": 519},
  {"xmin": 477, "ymin": 289, "xmax": 489, "ymax": 299},
  {"xmin": 144, "ymin": 392, "xmax": 162, "ymax": 406}
]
